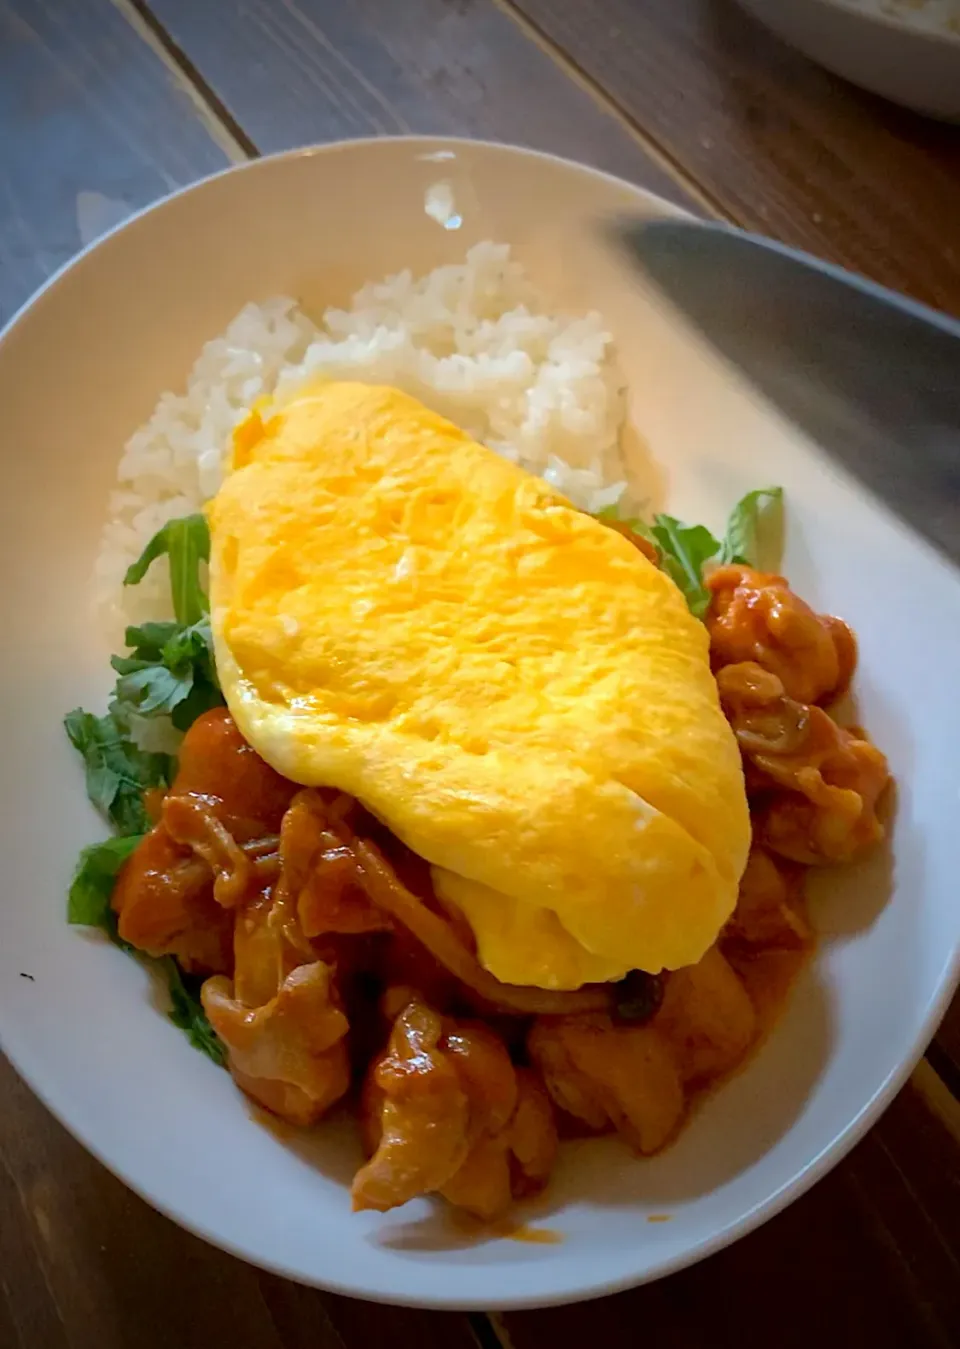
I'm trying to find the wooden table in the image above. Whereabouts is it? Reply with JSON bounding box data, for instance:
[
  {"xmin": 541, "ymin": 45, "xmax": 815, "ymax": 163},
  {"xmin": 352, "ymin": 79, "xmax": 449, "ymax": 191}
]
[{"xmin": 2, "ymin": 2, "xmax": 959, "ymax": 1345}]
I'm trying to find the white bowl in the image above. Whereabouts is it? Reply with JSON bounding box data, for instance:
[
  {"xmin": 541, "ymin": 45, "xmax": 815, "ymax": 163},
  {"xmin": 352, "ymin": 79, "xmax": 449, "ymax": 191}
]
[
  {"xmin": 1, "ymin": 138, "xmax": 958, "ymax": 1310},
  {"xmin": 737, "ymin": 0, "xmax": 960, "ymax": 119}
]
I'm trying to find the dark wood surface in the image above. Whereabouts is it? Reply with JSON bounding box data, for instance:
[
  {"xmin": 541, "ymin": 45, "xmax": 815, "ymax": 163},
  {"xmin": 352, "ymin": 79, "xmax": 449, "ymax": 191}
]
[
  {"xmin": 142, "ymin": 0, "xmax": 693, "ymax": 202},
  {"xmin": 2, "ymin": 1, "xmax": 959, "ymax": 1345},
  {"xmin": 0, "ymin": 0, "xmax": 229, "ymax": 323},
  {"xmin": 509, "ymin": 0, "xmax": 960, "ymax": 315}
]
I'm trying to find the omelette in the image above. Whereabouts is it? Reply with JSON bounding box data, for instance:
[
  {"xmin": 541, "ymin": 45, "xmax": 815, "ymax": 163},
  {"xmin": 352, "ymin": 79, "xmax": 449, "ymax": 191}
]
[{"xmin": 207, "ymin": 380, "xmax": 751, "ymax": 989}]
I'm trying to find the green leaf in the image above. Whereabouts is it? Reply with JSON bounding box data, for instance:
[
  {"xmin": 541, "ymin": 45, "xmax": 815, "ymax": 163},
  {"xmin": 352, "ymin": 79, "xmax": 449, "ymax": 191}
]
[
  {"xmin": 68, "ymin": 835, "xmax": 226, "ymax": 1063},
  {"xmin": 163, "ymin": 958, "xmax": 226, "ymax": 1065},
  {"xmin": 64, "ymin": 709, "xmax": 173, "ymax": 835},
  {"xmin": 110, "ymin": 617, "xmax": 222, "ymax": 732},
  {"xmin": 161, "ymin": 617, "xmax": 218, "ymax": 683},
  {"xmin": 68, "ymin": 837, "xmax": 226, "ymax": 1064},
  {"xmin": 595, "ymin": 487, "xmax": 785, "ymax": 619},
  {"xmin": 67, "ymin": 834, "xmax": 143, "ymax": 928},
  {"xmin": 648, "ymin": 515, "xmax": 722, "ymax": 619},
  {"xmin": 169, "ymin": 679, "xmax": 223, "ymax": 732},
  {"xmin": 124, "ymin": 621, "xmax": 182, "ymax": 661},
  {"xmin": 111, "ymin": 659, "xmax": 194, "ymax": 717},
  {"xmin": 124, "ymin": 513, "xmax": 211, "ymax": 626},
  {"xmin": 595, "ymin": 505, "xmax": 720, "ymax": 618},
  {"xmin": 719, "ymin": 487, "xmax": 784, "ymax": 569}
]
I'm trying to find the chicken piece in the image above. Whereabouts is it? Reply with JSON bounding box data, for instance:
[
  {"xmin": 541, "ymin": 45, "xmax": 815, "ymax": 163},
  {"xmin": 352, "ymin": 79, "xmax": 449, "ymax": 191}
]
[
  {"xmin": 161, "ymin": 795, "xmax": 261, "ymax": 909},
  {"xmin": 707, "ymin": 565, "xmax": 857, "ymax": 706},
  {"xmin": 437, "ymin": 1067, "xmax": 559, "ymax": 1219},
  {"xmin": 173, "ymin": 707, "xmax": 298, "ymax": 836},
  {"xmin": 232, "ymin": 885, "xmax": 317, "ymax": 1008},
  {"xmin": 652, "ymin": 946, "xmax": 757, "ymax": 1086},
  {"xmin": 439, "ymin": 1134, "xmax": 513, "ymax": 1220},
  {"xmin": 352, "ymin": 998, "xmax": 471, "ymax": 1212},
  {"xmin": 112, "ymin": 823, "xmax": 232, "ymax": 973},
  {"xmin": 161, "ymin": 708, "xmax": 297, "ymax": 907},
  {"xmin": 280, "ymin": 790, "xmax": 390, "ymax": 938},
  {"xmin": 724, "ymin": 846, "xmax": 810, "ymax": 951},
  {"xmin": 717, "ymin": 662, "xmax": 890, "ymax": 865},
  {"xmin": 112, "ymin": 709, "xmax": 296, "ymax": 966},
  {"xmin": 202, "ymin": 958, "xmax": 349, "ymax": 1126},
  {"xmin": 528, "ymin": 1014, "xmax": 683, "ymax": 1155},
  {"xmin": 435, "ymin": 1024, "xmax": 520, "ymax": 1219},
  {"xmin": 352, "ymin": 997, "xmax": 555, "ymax": 1218},
  {"xmin": 504, "ymin": 1069, "xmax": 559, "ymax": 1200},
  {"xmin": 759, "ymin": 755, "xmax": 890, "ymax": 867}
]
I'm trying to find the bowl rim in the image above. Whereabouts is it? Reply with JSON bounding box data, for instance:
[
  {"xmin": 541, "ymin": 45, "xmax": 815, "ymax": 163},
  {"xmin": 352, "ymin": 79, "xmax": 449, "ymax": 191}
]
[
  {"xmin": 2, "ymin": 133, "xmax": 959, "ymax": 1309},
  {"xmin": 755, "ymin": 0, "xmax": 960, "ymax": 48}
]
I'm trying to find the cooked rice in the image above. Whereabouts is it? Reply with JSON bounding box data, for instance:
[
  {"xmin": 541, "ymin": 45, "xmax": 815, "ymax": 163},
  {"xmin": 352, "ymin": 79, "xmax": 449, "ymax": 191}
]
[{"xmin": 97, "ymin": 242, "xmax": 628, "ymax": 628}]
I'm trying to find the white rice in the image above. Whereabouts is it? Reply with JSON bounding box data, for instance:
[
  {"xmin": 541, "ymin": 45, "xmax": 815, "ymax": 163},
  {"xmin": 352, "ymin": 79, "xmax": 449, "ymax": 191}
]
[{"xmin": 97, "ymin": 241, "xmax": 627, "ymax": 628}]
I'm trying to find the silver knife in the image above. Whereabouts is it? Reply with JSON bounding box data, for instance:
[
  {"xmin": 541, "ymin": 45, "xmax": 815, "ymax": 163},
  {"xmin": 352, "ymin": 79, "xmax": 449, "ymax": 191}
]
[{"xmin": 614, "ymin": 219, "xmax": 960, "ymax": 566}]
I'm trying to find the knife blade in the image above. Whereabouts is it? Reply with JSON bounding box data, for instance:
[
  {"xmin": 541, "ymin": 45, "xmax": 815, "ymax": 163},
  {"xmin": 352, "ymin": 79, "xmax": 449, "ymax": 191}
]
[{"xmin": 614, "ymin": 218, "xmax": 960, "ymax": 566}]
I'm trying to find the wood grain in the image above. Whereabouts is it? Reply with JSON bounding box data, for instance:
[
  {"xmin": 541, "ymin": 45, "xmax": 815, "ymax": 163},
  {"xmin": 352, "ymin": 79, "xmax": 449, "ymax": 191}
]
[
  {"xmin": 0, "ymin": 1055, "xmax": 483, "ymax": 1349},
  {"xmin": 0, "ymin": 0, "xmax": 229, "ymax": 323},
  {"xmin": 502, "ymin": 1078, "xmax": 960, "ymax": 1349},
  {"xmin": 507, "ymin": 0, "xmax": 960, "ymax": 315},
  {"xmin": 139, "ymin": 0, "xmax": 694, "ymax": 205}
]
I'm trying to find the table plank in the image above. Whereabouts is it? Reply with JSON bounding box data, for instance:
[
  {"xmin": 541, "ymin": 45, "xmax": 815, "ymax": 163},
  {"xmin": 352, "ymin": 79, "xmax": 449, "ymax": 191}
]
[
  {"xmin": 140, "ymin": 0, "xmax": 693, "ymax": 205},
  {"xmin": 502, "ymin": 1070, "xmax": 960, "ymax": 1349},
  {"xmin": 504, "ymin": 0, "xmax": 960, "ymax": 315},
  {"xmin": 0, "ymin": 0, "xmax": 231, "ymax": 323}
]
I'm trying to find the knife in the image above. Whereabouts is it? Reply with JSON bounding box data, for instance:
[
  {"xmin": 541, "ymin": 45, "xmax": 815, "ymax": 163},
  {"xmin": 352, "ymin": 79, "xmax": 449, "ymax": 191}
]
[{"xmin": 614, "ymin": 219, "xmax": 960, "ymax": 567}]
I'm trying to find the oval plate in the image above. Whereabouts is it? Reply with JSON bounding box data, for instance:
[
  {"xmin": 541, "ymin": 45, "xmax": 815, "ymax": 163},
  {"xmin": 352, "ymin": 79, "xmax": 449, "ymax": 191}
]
[{"xmin": 0, "ymin": 137, "xmax": 958, "ymax": 1309}]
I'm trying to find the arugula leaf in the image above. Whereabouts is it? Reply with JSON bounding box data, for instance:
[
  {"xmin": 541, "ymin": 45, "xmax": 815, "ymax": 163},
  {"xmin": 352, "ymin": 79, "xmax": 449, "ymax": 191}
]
[
  {"xmin": 111, "ymin": 616, "xmax": 223, "ymax": 731},
  {"xmin": 596, "ymin": 486, "xmax": 785, "ymax": 619},
  {"xmin": 601, "ymin": 508, "xmax": 722, "ymax": 619},
  {"xmin": 646, "ymin": 516, "xmax": 722, "ymax": 619},
  {"xmin": 64, "ymin": 709, "xmax": 173, "ymax": 835},
  {"xmin": 163, "ymin": 959, "xmax": 226, "ymax": 1065},
  {"xmin": 123, "ymin": 620, "xmax": 182, "ymax": 661},
  {"xmin": 124, "ymin": 513, "xmax": 211, "ymax": 626},
  {"xmin": 67, "ymin": 515, "xmax": 226, "ymax": 1066},
  {"xmin": 67, "ymin": 839, "xmax": 226, "ymax": 1065},
  {"xmin": 111, "ymin": 660, "xmax": 193, "ymax": 717},
  {"xmin": 719, "ymin": 487, "xmax": 783, "ymax": 569},
  {"xmin": 67, "ymin": 834, "xmax": 143, "ymax": 929}
]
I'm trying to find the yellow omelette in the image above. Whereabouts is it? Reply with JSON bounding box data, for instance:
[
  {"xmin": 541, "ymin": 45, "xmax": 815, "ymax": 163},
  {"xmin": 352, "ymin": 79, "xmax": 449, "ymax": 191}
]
[{"xmin": 207, "ymin": 380, "xmax": 750, "ymax": 989}]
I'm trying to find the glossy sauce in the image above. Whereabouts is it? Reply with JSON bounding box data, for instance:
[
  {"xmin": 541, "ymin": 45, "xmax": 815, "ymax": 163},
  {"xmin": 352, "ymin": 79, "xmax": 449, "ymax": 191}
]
[{"xmin": 449, "ymin": 1210, "xmax": 564, "ymax": 1244}]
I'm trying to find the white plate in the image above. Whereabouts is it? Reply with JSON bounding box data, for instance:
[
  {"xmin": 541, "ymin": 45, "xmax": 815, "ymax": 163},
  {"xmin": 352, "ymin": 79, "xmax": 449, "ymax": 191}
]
[{"xmin": 0, "ymin": 137, "xmax": 958, "ymax": 1310}]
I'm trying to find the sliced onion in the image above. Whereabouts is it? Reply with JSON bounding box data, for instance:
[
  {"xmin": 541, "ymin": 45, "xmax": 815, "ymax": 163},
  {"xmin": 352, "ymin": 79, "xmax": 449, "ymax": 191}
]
[{"xmin": 349, "ymin": 836, "xmax": 612, "ymax": 1017}]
